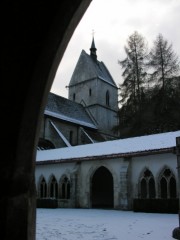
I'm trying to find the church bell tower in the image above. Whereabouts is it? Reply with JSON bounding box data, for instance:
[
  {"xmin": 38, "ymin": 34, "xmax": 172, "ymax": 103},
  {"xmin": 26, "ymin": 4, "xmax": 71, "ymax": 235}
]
[{"xmin": 68, "ymin": 37, "xmax": 119, "ymax": 140}]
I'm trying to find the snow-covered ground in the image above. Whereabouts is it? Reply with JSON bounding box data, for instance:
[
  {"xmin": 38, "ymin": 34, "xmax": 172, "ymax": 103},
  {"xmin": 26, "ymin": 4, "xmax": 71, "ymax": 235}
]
[{"xmin": 36, "ymin": 208, "xmax": 178, "ymax": 240}]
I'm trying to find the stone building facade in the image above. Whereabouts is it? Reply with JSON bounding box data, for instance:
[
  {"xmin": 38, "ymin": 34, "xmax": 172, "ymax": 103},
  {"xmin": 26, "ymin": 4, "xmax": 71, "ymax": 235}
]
[
  {"xmin": 38, "ymin": 92, "xmax": 103, "ymax": 149},
  {"xmin": 1, "ymin": 1, "xmax": 92, "ymax": 239},
  {"xmin": 36, "ymin": 131, "xmax": 180, "ymax": 212},
  {"xmin": 36, "ymin": 38, "xmax": 179, "ymax": 213},
  {"xmin": 68, "ymin": 38, "xmax": 119, "ymax": 139},
  {"xmin": 38, "ymin": 38, "xmax": 119, "ymax": 150}
]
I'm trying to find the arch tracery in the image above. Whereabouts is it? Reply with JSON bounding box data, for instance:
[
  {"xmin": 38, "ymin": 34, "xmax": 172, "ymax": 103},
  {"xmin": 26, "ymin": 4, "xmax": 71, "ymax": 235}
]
[
  {"xmin": 138, "ymin": 168, "xmax": 156, "ymax": 199},
  {"xmin": 158, "ymin": 166, "xmax": 177, "ymax": 199}
]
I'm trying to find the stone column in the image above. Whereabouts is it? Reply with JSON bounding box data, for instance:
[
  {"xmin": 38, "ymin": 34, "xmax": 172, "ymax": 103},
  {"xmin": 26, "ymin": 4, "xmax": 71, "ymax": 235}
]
[
  {"xmin": 119, "ymin": 160, "xmax": 130, "ymax": 210},
  {"xmin": 70, "ymin": 173, "xmax": 77, "ymax": 208},
  {"xmin": 172, "ymin": 137, "xmax": 180, "ymax": 239}
]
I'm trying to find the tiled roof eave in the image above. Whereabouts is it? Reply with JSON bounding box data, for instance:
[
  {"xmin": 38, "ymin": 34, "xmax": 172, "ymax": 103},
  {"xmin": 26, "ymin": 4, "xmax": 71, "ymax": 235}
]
[{"xmin": 36, "ymin": 147, "xmax": 175, "ymax": 166}]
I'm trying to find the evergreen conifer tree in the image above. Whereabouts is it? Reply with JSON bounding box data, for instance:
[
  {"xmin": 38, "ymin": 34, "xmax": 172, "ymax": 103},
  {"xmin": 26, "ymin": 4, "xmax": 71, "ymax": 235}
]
[{"xmin": 148, "ymin": 33, "xmax": 180, "ymax": 95}]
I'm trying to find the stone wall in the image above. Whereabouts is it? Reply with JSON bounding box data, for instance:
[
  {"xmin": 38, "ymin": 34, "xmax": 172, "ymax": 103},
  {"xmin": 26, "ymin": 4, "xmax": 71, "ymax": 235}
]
[{"xmin": 35, "ymin": 152, "xmax": 177, "ymax": 211}]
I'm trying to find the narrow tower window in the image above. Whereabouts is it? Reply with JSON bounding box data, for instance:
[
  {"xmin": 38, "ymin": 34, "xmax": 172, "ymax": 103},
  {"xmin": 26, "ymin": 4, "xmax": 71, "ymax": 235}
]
[
  {"xmin": 73, "ymin": 93, "xmax": 76, "ymax": 101},
  {"xmin": 89, "ymin": 88, "xmax": 92, "ymax": 96},
  {"xmin": 69, "ymin": 130, "xmax": 73, "ymax": 145},
  {"xmin": 106, "ymin": 90, "xmax": 110, "ymax": 106}
]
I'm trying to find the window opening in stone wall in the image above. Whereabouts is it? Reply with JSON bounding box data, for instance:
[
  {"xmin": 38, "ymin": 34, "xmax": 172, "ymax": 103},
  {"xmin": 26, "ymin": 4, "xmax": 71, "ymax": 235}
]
[
  {"xmin": 60, "ymin": 176, "xmax": 70, "ymax": 199},
  {"xmin": 170, "ymin": 177, "xmax": 177, "ymax": 198},
  {"xmin": 69, "ymin": 130, "xmax": 73, "ymax": 145},
  {"xmin": 139, "ymin": 169, "xmax": 155, "ymax": 199},
  {"xmin": 49, "ymin": 176, "xmax": 58, "ymax": 198},
  {"xmin": 149, "ymin": 178, "xmax": 156, "ymax": 198},
  {"xmin": 106, "ymin": 90, "xmax": 110, "ymax": 106},
  {"xmin": 40, "ymin": 177, "xmax": 47, "ymax": 198},
  {"xmin": 159, "ymin": 168, "xmax": 176, "ymax": 199},
  {"xmin": 160, "ymin": 177, "xmax": 167, "ymax": 198}
]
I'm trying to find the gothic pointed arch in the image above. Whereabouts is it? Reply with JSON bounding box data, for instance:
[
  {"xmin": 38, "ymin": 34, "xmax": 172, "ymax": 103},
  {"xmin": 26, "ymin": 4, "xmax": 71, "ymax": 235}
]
[
  {"xmin": 91, "ymin": 166, "xmax": 114, "ymax": 208},
  {"xmin": 48, "ymin": 174, "xmax": 58, "ymax": 198},
  {"xmin": 138, "ymin": 167, "xmax": 155, "ymax": 199},
  {"xmin": 38, "ymin": 175, "xmax": 47, "ymax": 198},
  {"xmin": 59, "ymin": 175, "xmax": 71, "ymax": 199},
  {"xmin": 1, "ymin": 1, "xmax": 92, "ymax": 238},
  {"xmin": 88, "ymin": 164, "xmax": 117, "ymax": 187},
  {"xmin": 158, "ymin": 166, "xmax": 177, "ymax": 199}
]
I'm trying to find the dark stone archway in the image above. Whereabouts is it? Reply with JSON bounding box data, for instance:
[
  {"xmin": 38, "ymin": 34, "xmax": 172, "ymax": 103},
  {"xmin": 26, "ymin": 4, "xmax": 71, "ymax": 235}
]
[
  {"xmin": 1, "ymin": 1, "xmax": 91, "ymax": 239},
  {"xmin": 91, "ymin": 166, "xmax": 114, "ymax": 208}
]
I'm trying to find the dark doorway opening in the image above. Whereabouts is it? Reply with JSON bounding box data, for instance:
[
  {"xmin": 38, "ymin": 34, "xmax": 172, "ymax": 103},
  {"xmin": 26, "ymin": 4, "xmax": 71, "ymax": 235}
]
[{"xmin": 91, "ymin": 166, "xmax": 114, "ymax": 208}]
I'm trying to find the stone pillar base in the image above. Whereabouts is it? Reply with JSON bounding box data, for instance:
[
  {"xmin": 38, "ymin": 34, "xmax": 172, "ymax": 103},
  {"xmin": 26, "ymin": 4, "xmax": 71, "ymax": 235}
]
[{"xmin": 172, "ymin": 227, "xmax": 180, "ymax": 239}]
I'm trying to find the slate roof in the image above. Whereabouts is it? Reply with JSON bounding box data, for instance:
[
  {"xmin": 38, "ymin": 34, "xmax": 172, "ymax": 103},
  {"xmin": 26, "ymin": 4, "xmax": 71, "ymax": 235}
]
[
  {"xmin": 45, "ymin": 92, "xmax": 97, "ymax": 129},
  {"xmin": 69, "ymin": 50, "xmax": 118, "ymax": 88}
]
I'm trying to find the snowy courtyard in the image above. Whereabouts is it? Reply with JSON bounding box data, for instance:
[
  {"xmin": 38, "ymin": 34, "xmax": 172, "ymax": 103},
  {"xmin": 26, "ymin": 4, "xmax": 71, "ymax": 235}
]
[{"xmin": 36, "ymin": 208, "xmax": 178, "ymax": 240}]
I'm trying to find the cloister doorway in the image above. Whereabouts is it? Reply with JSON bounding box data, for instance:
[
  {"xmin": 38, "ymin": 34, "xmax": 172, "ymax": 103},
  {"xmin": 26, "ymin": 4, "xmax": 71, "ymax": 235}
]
[{"xmin": 91, "ymin": 166, "xmax": 114, "ymax": 209}]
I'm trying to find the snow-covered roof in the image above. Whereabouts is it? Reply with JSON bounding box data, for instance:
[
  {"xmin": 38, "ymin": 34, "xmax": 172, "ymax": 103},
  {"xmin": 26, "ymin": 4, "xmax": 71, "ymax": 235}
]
[{"xmin": 36, "ymin": 131, "xmax": 180, "ymax": 163}]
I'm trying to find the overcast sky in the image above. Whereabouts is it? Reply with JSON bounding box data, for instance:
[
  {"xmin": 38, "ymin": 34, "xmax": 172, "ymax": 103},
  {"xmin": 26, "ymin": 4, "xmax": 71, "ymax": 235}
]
[{"xmin": 50, "ymin": 0, "xmax": 180, "ymax": 98}]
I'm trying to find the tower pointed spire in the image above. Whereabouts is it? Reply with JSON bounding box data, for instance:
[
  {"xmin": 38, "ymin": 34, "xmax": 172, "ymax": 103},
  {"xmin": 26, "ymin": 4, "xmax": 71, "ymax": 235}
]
[{"xmin": 90, "ymin": 34, "xmax": 97, "ymax": 60}]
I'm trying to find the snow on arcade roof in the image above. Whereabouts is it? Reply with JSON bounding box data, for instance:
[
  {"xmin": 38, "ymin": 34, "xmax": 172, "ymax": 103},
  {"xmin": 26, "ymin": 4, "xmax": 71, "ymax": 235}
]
[{"xmin": 36, "ymin": 131, "xmax": 180, "ymax": 164}]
